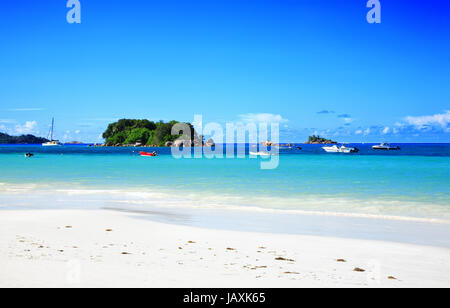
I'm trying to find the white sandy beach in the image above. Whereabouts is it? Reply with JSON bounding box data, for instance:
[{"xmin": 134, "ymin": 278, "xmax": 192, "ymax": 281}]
[{"xmin": 0, "ymin": 209, "xmax": 449, "ymax": 288}]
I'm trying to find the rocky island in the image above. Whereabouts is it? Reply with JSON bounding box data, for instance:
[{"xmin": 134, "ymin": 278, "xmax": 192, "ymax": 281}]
[
  {"xmin": 102, "ymin": 119, "xmax": 212, "ymax": 147},
  {"xmin": 305, "ymin": 135, "xmax": 337, "ymax": 144}
]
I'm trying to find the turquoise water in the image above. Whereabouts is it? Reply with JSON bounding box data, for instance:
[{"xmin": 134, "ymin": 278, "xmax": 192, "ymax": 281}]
[{"xmin": 0, "ymin": 144, "xmax": 449, "ymax": 221}]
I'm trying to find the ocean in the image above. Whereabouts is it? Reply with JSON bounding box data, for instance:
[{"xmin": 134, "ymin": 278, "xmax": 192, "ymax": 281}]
[
  {"xmin": 0, "ymin": 143, "xmax": 449, "ymax": 217},
  {"xmin": 1, "ymin": 143, "xmax": 449, "ymax": 246}
]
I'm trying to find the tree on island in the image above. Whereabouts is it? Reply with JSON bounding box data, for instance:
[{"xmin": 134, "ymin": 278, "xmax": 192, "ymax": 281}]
[{"xmin": 102, "ymin": 119, "xmax": 201, "ymax": 146}]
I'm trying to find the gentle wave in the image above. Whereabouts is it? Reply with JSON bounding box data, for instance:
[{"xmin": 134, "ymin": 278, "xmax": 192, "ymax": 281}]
[{"xmin": 1, "ymin": 183, "xmax": 449, "ymax": 225}]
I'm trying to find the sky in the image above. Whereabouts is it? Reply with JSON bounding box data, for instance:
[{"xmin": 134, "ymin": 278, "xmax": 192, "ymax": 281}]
[{"xmin": 0, "ymin": 0, "xmax": 449, "ymax": 143}]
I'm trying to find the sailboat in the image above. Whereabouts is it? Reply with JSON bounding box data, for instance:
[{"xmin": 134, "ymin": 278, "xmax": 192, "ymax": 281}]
[{"xmin": 42, "ymin": 118, "xmax": 62, "ymax": 146}]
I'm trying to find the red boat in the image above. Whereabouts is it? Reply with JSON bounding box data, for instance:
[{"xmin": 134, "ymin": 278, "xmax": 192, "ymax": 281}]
[{"xmin": 139, "ymin": 151, "xmax": 158, "ymax": 157}]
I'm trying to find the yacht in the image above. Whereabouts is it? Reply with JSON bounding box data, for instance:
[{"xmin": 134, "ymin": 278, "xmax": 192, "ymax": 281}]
[
  {"xmin": 322, "ymin": 144, "xmax": 359, "ymax": 153},
  {"xmin": 372, "ymin": 143, "xmax": 400, "ymax": 150},
  {"xmin": 42, "ymin": 140, "xmax": 62, "ymax": 146},
  {"xmin": 42, "ymin": 118, "xmax": 62, "ymax": 146}
]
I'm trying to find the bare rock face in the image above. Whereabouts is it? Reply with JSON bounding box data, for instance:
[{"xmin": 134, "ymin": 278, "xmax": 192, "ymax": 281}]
[
  {"xmin": 261, "ymin": 140, "xmax": 276, "ymax": 147},
  {"xmin": 173, "ymin": 139, "xmax": 192, "ymax": 147},
  {"xmin": 205, "ymin": 138, "xmax": 215, "ymax": 147}
]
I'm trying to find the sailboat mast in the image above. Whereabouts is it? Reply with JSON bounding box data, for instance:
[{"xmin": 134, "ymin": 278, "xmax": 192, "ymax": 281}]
[{"xmin": 51, "ymin": 118, "xmax": 54, "ymax": 141}]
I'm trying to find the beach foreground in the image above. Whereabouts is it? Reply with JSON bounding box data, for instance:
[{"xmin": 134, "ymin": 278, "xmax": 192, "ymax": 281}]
[{"xmin": 0, "ymin": 209, "xmax": 449, "ymax": 288}]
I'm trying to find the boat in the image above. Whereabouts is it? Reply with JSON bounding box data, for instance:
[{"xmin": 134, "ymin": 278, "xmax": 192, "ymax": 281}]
[
  {"xmin": 339, "ymin": 145, "xmax": 359, "ymax": 153},
  {"xmin": 322, "ymin": 145, "xmax": 359, "ymax": 153},
  {"xmin": 42, "ymin": 118, "xmax": 62, "ymax": 146},
  {"xmin": 42, "ymin": 140, "xmax": 62, "ymax": 146},
  {"xmin": 249, "ymin": 151, "xmax": 278, "ymax": 156},
  {"xmin": 372, "ymin": 143, "xmax": 400, "ymax": 150},
  {"xmin": 24, "ymin": 153, "xmax": 34, "ymax": 158},
  {"xmin": 322, "ymin": 145, "xmax": 340, "ymax": 152},
  {"xmin": 139, "ymin": 151, "xmax": 158, "ymax": 157}
]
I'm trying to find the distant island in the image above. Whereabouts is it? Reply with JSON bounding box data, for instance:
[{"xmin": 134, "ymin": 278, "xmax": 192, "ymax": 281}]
[
  {"xmin": 65, "ymin": 141, "xmax": 84, "ymax": 144},
  {"xmin": 305, "ymin": 135, "xmax": 337, "ymax": 144},
  {"xmin": 0, "ymin": 132, "xmax": 49, "ymax": 144},
  {"xmin": 102, "ymin": 119, "xmax": 211, "ymax": 147}
]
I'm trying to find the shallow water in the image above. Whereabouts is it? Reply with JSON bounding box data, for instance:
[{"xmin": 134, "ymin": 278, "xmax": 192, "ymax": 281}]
[{"xmin": 1, "ymin": 144, "xmax": 449, "ymax": 220}]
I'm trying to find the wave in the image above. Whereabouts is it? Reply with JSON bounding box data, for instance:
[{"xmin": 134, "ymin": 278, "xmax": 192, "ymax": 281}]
[{"xmin": 1, "ymin": 183, "xmax": 449, "ymax": 225}]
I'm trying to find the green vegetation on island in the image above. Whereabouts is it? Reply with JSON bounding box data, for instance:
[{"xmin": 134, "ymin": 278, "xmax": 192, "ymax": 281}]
[
  {"xmin": 0, "ymin": 132, "xmax": 49, "ymax": 144},
  {"xmin": 102, "ymin": 119, "xmax": 202, "ymax": 146},
  {"xmin": 305, "ymin": 135, "xmax": 337, "ymax": 144}
]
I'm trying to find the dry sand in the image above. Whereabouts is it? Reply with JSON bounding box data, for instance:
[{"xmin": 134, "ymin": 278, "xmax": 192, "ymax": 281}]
[{"xmin": 0, "ymin": 209, "xmax": 449, "ymax": 288}]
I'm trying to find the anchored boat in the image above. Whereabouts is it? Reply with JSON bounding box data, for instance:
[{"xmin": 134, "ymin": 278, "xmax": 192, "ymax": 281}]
[
  {"xmin": 139, "ymin": 151, "xmax": 158, "ymax": 157},
  {"xmin": 322, "ymin": 145, "xmax": 359, "ymax": 153},
  {"xmin": 249, "ymin": 151, "xmax": 278, "ymax": 156},
  {"xmin": 42, "ymin": 118, "xmax": 62, "ymax": 146},
  {"xmin": 372, "ymin": 143, "xmax": 400, "ymax": 150}
]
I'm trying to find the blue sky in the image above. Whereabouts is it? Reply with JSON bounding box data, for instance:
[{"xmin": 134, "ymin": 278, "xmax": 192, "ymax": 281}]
[{"xmin": 0, "ymin": 0, "xmax": 449, "ymax": 143}]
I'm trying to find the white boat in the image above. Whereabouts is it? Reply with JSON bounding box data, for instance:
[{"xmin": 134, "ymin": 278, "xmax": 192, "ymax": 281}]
[
  {"xmin": 249, "ymin": 151, "xmax": 278, "ymax": 156},
  {"xmin": 372, "ymin": 143, "xmax": 400, "ymax": 150},
  {"xmin": 42, "ymin": 140, "xmax": 62, "ymax": 146},
  {"xmin": 322, "ymin": 145, "xmax": 340, "ymax": 152},
  {"xmin": 322, "ymin": 145, "xmax": 359, "ymax": 153},
  {"xmin": 42, "ymin": 118, "xmax": 62, "ymax": 146},
  {"xmin": 339, "ymin": 145, "xmax": 359, "ymax": 153}
]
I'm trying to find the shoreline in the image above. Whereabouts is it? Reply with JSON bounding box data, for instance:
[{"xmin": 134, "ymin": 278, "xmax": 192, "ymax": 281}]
[
  {"xmin": 1, "ymin": 182, "xmax": 449, "ymax": 224},
  {"xmin": 1, "ymin": 209, "xmax": 449, "ymax": 287},
  {"xmin": 1, "ymin": 183, "xmax": 450, "ymax": 248}
]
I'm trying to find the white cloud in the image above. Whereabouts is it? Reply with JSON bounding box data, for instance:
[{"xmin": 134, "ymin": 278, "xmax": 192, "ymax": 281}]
[
  {"xmin": 404, "ymin": 111, "xmax": 450, "ymax": 130},
  {"xmin": 364, "ymin": 128, "xmax": 371, "ymax": 136},
  {"xmin": 14, "ymin": 121, "xmax": 38, "ymax": 135},
  {"xmin": 238, "ymin": 113, "xmax": 288, "ymax": 124},
  {"xmin": 343, "ymin": 118, "xmax": 353, "ymax": 124},
  {"xmin": 75, "ymin": 130, "xmax": 80, "ymax": 134},
  {"xmin": 382, "ymin": 126, "xmax": 390, "ymax": 134},
  {"xmin": 8, "ymin": 108, "xmax": 44, "ymax": 112},
  {"xmin": 0, "ymin": 119, "xmax": 16, "ymax": 124},
  {"xmin": 355, "ymin": 129, "xmax": 362, "ymax": 135}
]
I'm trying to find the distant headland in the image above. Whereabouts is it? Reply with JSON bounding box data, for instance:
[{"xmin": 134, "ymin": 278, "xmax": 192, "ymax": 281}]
[{"xmin": 0, "ymin": 132, "xmax": 49, "ymax": 144}]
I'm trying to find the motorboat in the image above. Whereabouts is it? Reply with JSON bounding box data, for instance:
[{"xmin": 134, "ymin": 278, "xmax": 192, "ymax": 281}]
[
  {"xmin": 372, "ymin": 143, "xmax": 400, "ymax": 150},
  {"xmin": 322, "ymin": 145, "xmax": 340, "ymax": 153},
  {"xmin": 139, "ymin": 151, "xmax": 158, "ymax": 157},
  {"xmin": 339, "ymin": 145, "xmax": 359, "ymax": 153},
  {"xmin": 24, "ymin": 153, "xmax": 34, "ymax": 158},
  {"xmin": 322, "ymin": 145, "xmax": 359, "ymax": 153},
  {"xmin": 249, "ymin": 151, "xmax": 278, "ymax": 156}
]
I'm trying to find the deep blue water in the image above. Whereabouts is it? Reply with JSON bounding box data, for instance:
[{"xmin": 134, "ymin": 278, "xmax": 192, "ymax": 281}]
[{"xmin": 1, "ymin": 143, "xmax": 449, "ymax": 156}]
